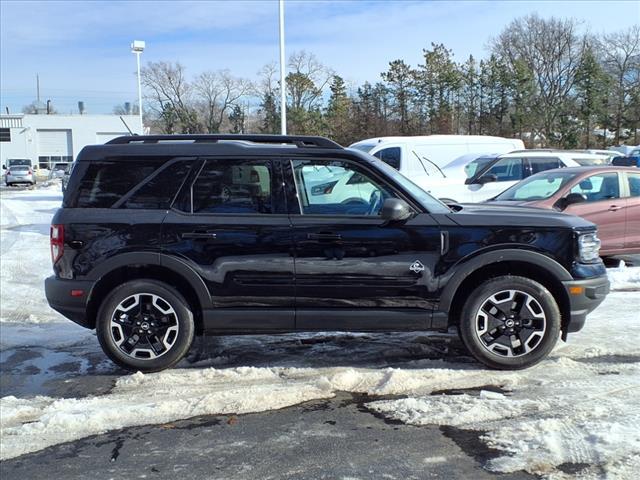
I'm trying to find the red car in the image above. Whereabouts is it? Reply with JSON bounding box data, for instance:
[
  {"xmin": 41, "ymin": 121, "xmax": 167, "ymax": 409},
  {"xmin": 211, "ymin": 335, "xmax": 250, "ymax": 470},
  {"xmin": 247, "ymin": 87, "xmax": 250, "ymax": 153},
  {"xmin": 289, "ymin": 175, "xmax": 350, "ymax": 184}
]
[{"xmin": 487, "ymin": 166, "xmax": 640, "ymax": 257}]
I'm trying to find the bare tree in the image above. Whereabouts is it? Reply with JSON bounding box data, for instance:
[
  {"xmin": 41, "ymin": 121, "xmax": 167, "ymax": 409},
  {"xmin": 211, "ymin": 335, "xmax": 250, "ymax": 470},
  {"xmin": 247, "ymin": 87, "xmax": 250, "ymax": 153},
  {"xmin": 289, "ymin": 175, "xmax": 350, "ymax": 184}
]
[
  {"xmin": 193, "ymin": 70, "xmax": 252, "ymax": 133},
  {"xmin": 492, "ymin": 14, "xmax": 585, "ymax": 145},
  {"xmin": 141, "ymin": 61, "xmax": 200, "ymax": 133},
  {"xmin": 598, "ymin": 25, "xmax": 640, "ymax": 143},
  {"xmin": 287, "ymin": 51, "xmax": 333, "ymax": 111}
]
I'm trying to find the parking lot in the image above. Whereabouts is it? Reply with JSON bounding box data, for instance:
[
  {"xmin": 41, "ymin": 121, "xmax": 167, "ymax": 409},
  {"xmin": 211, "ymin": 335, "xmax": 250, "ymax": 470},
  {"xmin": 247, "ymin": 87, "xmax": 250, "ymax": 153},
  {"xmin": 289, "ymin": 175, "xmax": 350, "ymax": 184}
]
[{"xmin": 0, "ymin": 184, "xmax": 638, "ymax": 478}]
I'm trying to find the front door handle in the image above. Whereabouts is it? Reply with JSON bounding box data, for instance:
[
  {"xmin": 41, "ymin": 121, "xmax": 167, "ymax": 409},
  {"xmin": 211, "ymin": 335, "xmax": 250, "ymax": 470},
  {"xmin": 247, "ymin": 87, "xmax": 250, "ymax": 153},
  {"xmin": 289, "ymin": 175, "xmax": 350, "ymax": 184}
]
[
  {"xmin": 181, "ymin": 232, "xmax": 217, "ymax": 240},
  {"xmin": 307, "ymin": 233, "xmax": 342, "ymax": 241},
  {"xmin": 608, "ymin": 205, "xmax": 622, "ymax": 212}
]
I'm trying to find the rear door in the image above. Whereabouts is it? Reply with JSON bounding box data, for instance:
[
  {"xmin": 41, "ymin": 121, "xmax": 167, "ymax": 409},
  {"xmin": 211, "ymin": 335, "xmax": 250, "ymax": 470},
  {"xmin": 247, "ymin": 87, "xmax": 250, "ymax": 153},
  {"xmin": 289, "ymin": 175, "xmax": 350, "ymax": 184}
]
[
  {"xmin": 285, "ymin": 157, "xmax": 442, "ymax": 331},
  {"xmin": 162, "ymin": 157, "xmax": 295, "ymax": 330},
  {"xmin": 564, "ymin": 172, "xmax": 626, "ymax": 252}
]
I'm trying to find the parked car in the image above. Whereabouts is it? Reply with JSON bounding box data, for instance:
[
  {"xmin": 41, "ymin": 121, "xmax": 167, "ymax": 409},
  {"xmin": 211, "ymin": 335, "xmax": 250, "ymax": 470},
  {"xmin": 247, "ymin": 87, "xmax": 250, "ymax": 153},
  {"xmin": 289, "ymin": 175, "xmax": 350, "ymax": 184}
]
[
  {"xmin": 46, "ymin": 134, "xmax": 609, "ymax": 372},
  {"xmin": 5, "ymin": 165, "xmax": 36, "ymax": 186},
  {"xmin": 486, "ymin": 166, "xmax": 640, "ymax": 256},
  {"xmin": 423, "ymin": 150, "xmax": 609, "ymax": 203},
  {"xmin": 349, "ymin": 135, "xmax": 524, "ymax": 177}
]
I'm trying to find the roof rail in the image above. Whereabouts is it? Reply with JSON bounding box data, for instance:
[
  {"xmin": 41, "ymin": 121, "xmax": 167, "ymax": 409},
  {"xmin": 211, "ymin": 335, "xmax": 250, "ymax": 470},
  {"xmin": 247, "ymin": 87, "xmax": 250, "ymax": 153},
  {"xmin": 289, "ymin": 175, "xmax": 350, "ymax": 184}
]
[
  {"xmin": 105, "ymin": 134, "xmax": 342, "ymax": 149},
  {"xmin": 508, "ymin": 148, "xmax": 559, "ymax": 154}
]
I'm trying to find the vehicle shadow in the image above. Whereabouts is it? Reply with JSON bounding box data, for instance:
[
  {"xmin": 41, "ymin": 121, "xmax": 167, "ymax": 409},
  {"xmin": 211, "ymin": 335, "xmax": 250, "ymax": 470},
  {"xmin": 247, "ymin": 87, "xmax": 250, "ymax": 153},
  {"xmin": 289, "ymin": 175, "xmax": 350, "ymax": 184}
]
[{"xmin": 181, "ymin": 331, "xmax": 479, "ymax": 371}]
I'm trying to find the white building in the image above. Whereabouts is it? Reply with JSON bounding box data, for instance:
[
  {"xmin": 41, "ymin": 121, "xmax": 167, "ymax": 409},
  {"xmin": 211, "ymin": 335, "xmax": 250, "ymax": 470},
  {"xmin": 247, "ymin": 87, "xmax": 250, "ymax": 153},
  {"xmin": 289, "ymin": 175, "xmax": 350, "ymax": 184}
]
[{"xmin": 0, "ymin": 114, "xmax": 142, "ymax": 169}]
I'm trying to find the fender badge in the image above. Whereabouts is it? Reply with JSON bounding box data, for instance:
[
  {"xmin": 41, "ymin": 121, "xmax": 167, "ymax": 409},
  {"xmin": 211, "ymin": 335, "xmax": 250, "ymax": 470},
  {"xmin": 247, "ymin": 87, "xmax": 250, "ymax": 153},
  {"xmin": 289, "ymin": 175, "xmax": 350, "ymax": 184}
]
[{"xmin": 410, "ymin": 260, "xmax": 425, "ymax": 273}]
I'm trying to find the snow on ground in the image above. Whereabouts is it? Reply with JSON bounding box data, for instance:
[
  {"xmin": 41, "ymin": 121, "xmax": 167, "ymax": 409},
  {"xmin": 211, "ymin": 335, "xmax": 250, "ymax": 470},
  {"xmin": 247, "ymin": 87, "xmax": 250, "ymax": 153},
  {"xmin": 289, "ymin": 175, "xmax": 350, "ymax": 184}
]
[{"xmin": 1, "ymin": 185, "xmax": 639, "ymax": 478}]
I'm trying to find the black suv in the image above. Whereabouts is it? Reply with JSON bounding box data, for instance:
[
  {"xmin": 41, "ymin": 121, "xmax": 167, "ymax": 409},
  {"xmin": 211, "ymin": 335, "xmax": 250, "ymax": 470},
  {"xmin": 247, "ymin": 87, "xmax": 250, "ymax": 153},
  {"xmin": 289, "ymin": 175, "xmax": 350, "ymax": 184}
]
[{"xmin": 45, "ymin": 134, "xmax": 610, "ymax": 372}]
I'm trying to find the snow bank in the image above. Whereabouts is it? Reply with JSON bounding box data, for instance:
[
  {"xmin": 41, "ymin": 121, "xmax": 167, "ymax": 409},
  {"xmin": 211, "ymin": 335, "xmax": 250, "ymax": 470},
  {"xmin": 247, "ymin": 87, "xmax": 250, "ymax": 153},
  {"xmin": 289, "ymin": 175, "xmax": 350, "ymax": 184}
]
[{"xmin": 608, "ymin": 260, "xmax": 640, "ymax": 291}]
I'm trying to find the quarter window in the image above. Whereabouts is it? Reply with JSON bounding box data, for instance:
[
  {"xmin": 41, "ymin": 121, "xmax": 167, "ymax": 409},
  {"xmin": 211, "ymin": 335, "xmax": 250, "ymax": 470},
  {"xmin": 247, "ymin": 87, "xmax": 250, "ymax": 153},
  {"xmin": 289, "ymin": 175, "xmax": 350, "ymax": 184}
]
[
  {"xmin": 177, "ymin": 159, "xmax": 273, "ymax": 214},
  {"xmin": 570, "ymin": 173, "xmax": 620, "ymax": 202},
  {"xmin": 291, "ymin": 159, "xmax": 393, "ymax": 216},
  {"xmin": 0, "ymin": 128, "xmax": 10, "ymax": 142}
]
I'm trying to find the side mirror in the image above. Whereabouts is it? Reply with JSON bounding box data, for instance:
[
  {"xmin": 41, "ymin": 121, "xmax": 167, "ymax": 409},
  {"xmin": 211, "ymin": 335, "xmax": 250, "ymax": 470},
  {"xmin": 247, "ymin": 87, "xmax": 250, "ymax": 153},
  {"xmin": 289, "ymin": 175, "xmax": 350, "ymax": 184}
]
[
  {"xmin": 381, "ymin": 198, "xmax": 413, "ymax": 222},
  {"xmin": 2, "ymin": 165, "xmax": 5, "ymax": 169},
  {"xmin": 557, "ymin": 192, "xmax": 587, "ymax": 210},
  {"xmin": 466, "ymin": 173, "xmax": 497, "ymax": 185}
]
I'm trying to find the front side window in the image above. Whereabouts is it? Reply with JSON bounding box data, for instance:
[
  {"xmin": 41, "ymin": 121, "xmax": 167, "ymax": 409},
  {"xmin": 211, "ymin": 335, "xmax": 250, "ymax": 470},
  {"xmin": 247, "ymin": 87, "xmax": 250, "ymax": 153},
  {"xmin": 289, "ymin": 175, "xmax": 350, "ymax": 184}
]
[
  {"xmin": 292, "ymin": 159, "xmax": 393, "ymax": 216},
  {"xmin": 177, "ymin": 159, "xmax": 273, "ymax": 214},
  {"xmin": 482, "ymin": 157, "xmax": 524, "ymax": 182},
  {"xmin": 373, "ymin": 147, "xmax": 401, "ymax": 170},
  {"xmin": 570, "ymin": 173, "xmax": 620, "ymax": 202}
]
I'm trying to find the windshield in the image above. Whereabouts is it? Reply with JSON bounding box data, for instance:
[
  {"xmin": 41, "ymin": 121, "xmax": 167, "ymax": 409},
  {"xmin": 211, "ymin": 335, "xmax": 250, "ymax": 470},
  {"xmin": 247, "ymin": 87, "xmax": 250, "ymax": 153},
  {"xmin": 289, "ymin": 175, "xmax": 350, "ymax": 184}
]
[
  {"xmin": 349, "ymin": 143, "xmax": 376, "ymax": 153},
  {"xmin": 356, "ymin": 152, "xmax": 451, "ymax": 213},
  {"xmin": 8, "ymin": 159, "xmax": 31, "ymax": 166},
  {"xmin": 572, "ymin": 156, "xmax": 609, "ymax": 166},
  {"xmin": 494, "ymin": 170, "xmax": 577, "ymax": 201}
]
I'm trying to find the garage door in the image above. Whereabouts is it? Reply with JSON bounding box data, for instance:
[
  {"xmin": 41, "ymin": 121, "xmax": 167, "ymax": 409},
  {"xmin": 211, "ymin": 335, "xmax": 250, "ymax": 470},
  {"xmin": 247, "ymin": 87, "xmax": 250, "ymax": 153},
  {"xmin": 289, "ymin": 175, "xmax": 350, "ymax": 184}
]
[
  {"xmin": 37, "ymin": 130, "xmax": 72, "ymax": 157},
  {"xmin": 96, "ymin": 132, "xmax": 129, "ymax": 144}
]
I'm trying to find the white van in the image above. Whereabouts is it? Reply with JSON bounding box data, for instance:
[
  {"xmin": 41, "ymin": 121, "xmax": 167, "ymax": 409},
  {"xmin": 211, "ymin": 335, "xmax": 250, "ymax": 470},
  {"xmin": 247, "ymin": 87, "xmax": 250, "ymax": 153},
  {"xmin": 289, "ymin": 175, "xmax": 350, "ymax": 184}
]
[{"xmin": 349, "ymin": 135, "xmax": 525, "ymax": 177}]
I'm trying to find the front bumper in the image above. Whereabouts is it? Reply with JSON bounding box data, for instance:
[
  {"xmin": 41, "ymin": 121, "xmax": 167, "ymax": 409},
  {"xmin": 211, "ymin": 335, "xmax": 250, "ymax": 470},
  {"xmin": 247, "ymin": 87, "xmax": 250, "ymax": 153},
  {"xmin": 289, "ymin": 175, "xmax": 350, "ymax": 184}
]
[
  {"xmin": 561, "ymin": 275, "xmax": 610, "ymax": 334},
  {"xmin": 45, "ymin": 276, "xmax": 95, "ymax": 329}
]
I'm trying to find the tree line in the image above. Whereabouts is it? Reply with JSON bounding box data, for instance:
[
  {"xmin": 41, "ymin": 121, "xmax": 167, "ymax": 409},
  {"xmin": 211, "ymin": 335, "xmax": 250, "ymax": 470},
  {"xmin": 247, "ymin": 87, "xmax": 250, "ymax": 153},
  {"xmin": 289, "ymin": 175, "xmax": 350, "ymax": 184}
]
[{"xmin": 138, "ymin": 14, "xmax": 639, "ymax": 148}]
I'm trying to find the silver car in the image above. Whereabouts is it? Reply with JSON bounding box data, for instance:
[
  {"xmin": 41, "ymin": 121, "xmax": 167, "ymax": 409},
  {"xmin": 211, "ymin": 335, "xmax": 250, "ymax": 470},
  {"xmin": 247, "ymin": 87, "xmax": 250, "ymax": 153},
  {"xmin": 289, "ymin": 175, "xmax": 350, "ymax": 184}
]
[{"xmin": 5, "ymin": 165, "xmax": 36, "ymax": 186}]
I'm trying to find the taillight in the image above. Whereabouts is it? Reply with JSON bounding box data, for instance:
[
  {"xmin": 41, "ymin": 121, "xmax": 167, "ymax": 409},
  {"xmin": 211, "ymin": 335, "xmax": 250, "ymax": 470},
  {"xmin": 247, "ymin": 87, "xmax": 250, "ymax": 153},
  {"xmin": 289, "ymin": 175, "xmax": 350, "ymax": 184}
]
[
  {"xmin": 28, "ymin": 169, "xmax": 33, "ymax": 175},
  {"xmin": 50, "ymin": 224, "xmax": 64, "ymax": 264}
]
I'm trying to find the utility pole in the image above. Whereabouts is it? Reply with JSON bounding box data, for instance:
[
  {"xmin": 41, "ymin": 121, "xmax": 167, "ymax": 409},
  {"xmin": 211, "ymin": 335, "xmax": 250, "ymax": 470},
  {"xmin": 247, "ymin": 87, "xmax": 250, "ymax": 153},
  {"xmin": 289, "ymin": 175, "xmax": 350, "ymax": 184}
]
[{"xmin": 279, "ymin": 0, "xmax": 287, "ymax": 135}]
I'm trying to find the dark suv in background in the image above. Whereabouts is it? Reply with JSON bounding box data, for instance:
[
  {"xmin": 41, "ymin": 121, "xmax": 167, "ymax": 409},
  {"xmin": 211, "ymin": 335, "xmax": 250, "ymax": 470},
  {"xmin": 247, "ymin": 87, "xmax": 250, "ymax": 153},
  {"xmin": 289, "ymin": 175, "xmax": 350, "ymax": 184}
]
[{"xmin": 45, "ymin": 135, "xmax": 610, "ymax": 372}]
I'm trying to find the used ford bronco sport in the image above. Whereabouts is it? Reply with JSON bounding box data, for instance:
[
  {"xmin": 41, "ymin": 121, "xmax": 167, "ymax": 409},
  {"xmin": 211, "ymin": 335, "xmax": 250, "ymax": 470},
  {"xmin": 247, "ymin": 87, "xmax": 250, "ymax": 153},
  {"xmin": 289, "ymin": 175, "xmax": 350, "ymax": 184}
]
[{"xmin": 45, "ymin": 134, "xmax": 610, "ymax": 372}]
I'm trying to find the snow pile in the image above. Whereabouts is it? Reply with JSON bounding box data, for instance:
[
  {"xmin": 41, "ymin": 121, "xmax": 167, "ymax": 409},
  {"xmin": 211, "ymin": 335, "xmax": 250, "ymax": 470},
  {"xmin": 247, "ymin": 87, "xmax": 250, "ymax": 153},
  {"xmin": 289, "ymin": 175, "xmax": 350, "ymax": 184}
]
[
  {"xmin": 0, "ymin": 185, "xmax": 64, "ymax": 324},
  {"xmin": 368, "ymin": 358, "xmax": 640, "ymax": 477},
  {"xmin": 607, "ymin": 260, "xmax": 640, "ymax": 291}
]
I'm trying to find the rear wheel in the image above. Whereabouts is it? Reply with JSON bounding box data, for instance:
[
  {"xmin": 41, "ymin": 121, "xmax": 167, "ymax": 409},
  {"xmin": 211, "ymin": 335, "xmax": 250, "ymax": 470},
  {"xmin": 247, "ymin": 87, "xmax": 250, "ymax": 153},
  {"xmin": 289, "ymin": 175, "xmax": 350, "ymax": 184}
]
[
  {"xmin": 458, "ymin": 275, "xmax": 560, "ymax": 369},
  {"xmin": 96, "ymin": 279, "xmax": 195, "ymax": 372}
]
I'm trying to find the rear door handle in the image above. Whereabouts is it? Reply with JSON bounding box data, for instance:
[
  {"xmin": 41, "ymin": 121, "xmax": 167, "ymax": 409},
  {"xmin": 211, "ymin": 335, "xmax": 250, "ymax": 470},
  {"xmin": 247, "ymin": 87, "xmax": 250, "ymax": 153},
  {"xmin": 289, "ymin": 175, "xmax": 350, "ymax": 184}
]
[
  {"xmin": 307, "ymin": 233, "xmax": 342, "ymax": 241},
  {"xmin": 608, "ymin": 205, "xmax": 622, "ymax": 212},
  {"xmin": 181, "ymin": 232, "xmax": 217, "ymax": 240}
]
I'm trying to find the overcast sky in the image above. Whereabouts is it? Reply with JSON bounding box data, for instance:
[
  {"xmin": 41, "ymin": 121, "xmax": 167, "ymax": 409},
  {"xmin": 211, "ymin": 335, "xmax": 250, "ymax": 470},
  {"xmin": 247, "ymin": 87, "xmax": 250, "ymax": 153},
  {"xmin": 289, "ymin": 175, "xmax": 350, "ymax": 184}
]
[{"xmin": 1, "ymin": 0, "xmax": 638, "ymax": 114}]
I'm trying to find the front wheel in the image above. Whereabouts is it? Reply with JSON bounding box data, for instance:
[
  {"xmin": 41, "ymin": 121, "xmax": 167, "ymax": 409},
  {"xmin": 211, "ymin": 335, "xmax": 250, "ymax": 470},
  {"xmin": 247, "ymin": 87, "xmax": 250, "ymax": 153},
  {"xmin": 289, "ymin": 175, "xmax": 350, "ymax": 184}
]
[
  {"xmin": 96, "ymin": 279, "xmax": 195, "ymax": 372},
  {"xmin": 458, "ymin": 275, "xmax": 560, "ymax": 370}
]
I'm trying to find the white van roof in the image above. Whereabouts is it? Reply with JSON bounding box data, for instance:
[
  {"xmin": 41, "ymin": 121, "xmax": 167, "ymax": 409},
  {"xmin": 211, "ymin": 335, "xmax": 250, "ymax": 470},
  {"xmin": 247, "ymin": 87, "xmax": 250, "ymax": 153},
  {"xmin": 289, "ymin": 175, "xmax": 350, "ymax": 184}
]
[{"xmin": 351, "ymin": 135, "xmax": 523, "ymax": 147}]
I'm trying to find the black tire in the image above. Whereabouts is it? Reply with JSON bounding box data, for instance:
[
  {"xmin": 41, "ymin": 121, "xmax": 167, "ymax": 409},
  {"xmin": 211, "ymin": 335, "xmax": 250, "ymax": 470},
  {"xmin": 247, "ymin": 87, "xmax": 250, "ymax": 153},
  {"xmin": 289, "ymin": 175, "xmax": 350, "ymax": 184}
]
[
  {"xmin": 96, "ymin": 279, "xmax": 195, "ymax": 372},
  {"xmin": 458, "ymin": 275, "xmax": 560, "ymax": 370}
]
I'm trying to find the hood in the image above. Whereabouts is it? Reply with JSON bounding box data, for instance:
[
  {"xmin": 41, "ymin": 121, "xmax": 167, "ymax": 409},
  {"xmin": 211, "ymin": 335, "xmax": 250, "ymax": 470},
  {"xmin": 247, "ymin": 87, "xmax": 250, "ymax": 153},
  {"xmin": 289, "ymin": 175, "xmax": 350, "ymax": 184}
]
[{"xmin": 447, "ymin": 202, "xmax": 596, "ymax": 230}]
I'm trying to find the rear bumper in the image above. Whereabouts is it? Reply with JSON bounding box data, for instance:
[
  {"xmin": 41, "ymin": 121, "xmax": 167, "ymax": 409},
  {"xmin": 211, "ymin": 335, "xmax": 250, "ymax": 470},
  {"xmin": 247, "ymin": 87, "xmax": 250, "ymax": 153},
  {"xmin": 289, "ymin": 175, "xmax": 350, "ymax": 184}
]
[
  {"xmin": 45, "ymin": 276, "xmax": 95, "ymax": 329},
  {"xmin": 562, "ymin": 275, "xmax": 610, "ymax": 333}
]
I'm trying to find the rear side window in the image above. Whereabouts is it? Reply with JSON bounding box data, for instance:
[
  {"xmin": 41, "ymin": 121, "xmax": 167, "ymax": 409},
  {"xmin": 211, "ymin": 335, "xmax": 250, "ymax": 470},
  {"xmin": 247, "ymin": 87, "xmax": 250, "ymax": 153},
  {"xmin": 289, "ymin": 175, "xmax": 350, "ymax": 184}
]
[
  {"xmin": 123, "ymin": 159, "xmax": 194, "ymax": 209},
  {"xmin": 374, "ymin": 147, "xmax": 401, "ymax": 170},
  {"xmin": 528, "ymin": 157, "xmax": 562, "ymax": 175},
  {"xmin": 628, "ymin": 173, "xmax": 640, "ymax": 197},
  {"xmin": 176, "ymin": 159, "xmax": 274, "ymax": 214},
  {"xmin": 71, "ymin": 160, "xmax": 159, "ymax": 208}
]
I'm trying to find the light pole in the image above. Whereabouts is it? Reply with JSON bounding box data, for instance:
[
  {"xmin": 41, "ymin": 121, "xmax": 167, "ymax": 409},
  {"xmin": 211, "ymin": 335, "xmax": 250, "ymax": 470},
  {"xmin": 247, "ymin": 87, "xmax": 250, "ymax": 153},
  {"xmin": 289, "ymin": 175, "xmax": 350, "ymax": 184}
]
[
  {"xmin": 278, "ymin": 0, "xmax": 286, "ymax": 135},
  {"xmin": 131, "ymin": 40, "xmax": 145, "ymax": 134}
]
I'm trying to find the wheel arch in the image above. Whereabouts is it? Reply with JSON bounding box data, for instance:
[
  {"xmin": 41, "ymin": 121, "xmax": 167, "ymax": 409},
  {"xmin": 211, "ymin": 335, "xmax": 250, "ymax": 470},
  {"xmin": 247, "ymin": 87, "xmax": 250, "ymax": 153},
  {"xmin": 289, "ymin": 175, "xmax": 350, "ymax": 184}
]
[
  {"xmin": 441, "ymin": 249, "xmax": 572, "ymax": 333},
  {"xmin": 85, "ymin": 253, "xmax": 209, "ymax": 333}
]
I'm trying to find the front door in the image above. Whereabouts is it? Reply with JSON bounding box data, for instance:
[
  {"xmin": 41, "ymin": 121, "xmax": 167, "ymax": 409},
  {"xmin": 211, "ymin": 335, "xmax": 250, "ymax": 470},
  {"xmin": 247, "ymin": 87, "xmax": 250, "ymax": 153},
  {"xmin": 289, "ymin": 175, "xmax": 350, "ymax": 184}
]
[
  {"xmin": 285, "ymin": 158, "xmax": 442, "ymax": 331},
  {"xmin": 162, "ymin": 157, "xmax": 295, "ymax": 330},
  {"xmin": 564, "ymin": 171, "xmax": 626, "ymax": 253}
]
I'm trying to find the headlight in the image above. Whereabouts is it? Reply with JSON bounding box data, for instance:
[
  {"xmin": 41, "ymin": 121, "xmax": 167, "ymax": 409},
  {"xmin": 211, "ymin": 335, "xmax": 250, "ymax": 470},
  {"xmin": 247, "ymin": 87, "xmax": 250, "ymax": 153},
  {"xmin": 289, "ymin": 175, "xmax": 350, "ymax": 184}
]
[{"xmin": 578, "ymin": 232, "xmax": 601, "ymax": 262}]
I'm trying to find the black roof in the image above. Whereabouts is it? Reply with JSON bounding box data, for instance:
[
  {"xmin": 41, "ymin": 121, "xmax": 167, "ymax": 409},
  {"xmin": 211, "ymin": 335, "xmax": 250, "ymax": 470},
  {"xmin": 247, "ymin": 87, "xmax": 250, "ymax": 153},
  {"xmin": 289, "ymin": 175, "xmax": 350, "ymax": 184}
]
[{"xmin": 77, "ymin": 134, "xmax": 345, "ymax": 161}]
